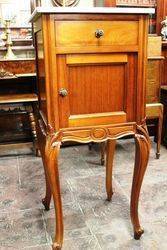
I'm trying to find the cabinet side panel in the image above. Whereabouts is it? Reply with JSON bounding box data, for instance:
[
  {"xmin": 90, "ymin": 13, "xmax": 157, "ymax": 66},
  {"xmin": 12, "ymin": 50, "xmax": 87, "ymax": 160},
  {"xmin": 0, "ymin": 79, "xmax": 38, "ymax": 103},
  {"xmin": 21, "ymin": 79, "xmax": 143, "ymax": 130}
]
[
  {"xmin": 136, "ymin": 15, "xmax": 149, "ymax": 124},
  {"xmin": 35, "ymin": 30, "xmax": 48, "ymax": 122}
]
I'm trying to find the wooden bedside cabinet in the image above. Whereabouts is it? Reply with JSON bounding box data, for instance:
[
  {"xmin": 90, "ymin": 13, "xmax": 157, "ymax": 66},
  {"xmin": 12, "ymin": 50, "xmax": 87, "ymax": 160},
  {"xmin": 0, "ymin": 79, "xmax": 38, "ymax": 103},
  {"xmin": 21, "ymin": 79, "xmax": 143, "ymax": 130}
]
[{"xmin": 31, "ymin": 7, "xmax": 154, "ymax": 249}]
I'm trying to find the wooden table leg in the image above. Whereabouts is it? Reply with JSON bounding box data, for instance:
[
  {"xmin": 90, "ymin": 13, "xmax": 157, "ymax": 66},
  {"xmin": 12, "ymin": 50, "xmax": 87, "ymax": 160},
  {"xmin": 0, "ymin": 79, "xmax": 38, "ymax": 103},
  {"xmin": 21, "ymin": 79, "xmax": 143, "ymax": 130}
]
[
  {"xmin": 39, "ymin": 137, "xmax": 52, "ymax": 211},
  {"xmin": 101, "ymin": 142, "xmax": 106, "ymax": 166},
  {"xmin": 106, "ymin": 140, "xmax": 116, "ymax": 201},
  {"xmin": 29, "ymin": 109, "xmax": 39, "ymax": 156},
  {"xmin": 156, "ymin": 106, "xmax": 163, "ymax": 159},
  {"xmin": 42, "ymin": 166, "xmax": 52, "ymax": 211},
  {"xmin": 45, "ymin": 137, "xmax": 64, "ymax": 250},
  {"xmin": 131, "ymin": 131, "xmax": 150, "ymax": 240}
]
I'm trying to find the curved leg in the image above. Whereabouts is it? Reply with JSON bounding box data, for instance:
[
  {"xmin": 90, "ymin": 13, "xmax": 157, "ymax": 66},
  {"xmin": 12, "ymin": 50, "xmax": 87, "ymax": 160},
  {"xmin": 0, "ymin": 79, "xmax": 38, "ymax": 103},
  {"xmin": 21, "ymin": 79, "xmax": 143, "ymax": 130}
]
[
  {"xmin": 88, "ymin": 142, "xmax": 93, "ymax": 151},
  {"xmin": 40, "ymin": 139, "xmax": 52, "ymax": 211},
  {"xmin": 45, "ymin": 137, "xmax": 63, "ymax": 250},
  {"xmin": 156, "ymin": 107, "xmax": 163, "ymax": 159},
  {"xmin": 106, "ymin": 140, "xmax": 116, "ymax": 201},
  {"xmin": 42, "ymin": 168, "xmax": 52, "ymax": 211},
  {"xmin": 131, "ymin": 131, "xmax": 150, "ymax": 240},
  {"xmin": 100, "ymin": 142, "xmax": 106, "ymax": 166}
]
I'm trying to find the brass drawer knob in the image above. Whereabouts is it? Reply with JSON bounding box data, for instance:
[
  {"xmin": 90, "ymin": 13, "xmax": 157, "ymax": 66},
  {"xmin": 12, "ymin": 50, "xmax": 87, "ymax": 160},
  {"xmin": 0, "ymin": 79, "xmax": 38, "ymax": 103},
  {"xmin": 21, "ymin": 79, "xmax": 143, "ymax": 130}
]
[
  {"xmin": 59, "ymin": 88, "xmax": 68, "ymax": 97},
  {"xmin": 95, "ymin": 29, "xmax": 104, "ymax": 38}
]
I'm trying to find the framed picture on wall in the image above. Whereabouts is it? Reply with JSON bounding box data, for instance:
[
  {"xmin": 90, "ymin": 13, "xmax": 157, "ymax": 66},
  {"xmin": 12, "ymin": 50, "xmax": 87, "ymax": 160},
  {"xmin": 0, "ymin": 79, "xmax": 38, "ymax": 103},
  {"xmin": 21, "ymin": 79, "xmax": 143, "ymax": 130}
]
[
  {"xmin": 94, "ymin": 0, "xmax": 156, "ymax": 6},
  {"xmin": 94, "ymin": 0, "xmax": 116, "ymax": 6}
]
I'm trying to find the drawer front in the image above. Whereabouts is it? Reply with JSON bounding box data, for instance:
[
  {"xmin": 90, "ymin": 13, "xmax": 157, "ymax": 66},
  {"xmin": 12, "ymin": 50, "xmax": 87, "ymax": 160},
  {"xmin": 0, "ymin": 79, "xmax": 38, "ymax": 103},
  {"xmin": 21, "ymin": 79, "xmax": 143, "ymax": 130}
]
[{"xmin": 55, "ymin": 21, "xmax": 139, "ymax": 48}]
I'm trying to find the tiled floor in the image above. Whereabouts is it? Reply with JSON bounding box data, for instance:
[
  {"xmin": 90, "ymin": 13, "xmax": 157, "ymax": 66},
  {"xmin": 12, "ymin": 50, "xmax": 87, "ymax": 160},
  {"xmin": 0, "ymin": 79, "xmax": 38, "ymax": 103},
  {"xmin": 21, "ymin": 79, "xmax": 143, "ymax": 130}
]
[{"xmin": 0, "ymin": 139, "xmax": 166, "ymax": 250}]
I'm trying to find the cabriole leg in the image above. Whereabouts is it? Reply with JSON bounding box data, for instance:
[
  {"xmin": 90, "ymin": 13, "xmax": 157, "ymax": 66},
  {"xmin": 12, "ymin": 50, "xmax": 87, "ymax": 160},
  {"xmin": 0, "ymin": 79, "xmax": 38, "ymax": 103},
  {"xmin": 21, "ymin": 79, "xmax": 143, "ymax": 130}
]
[
  {"xmin": 156, "ymin": 110, "xmax": 163, "ymax": 159},
  {"xmin": 131, "ymin": 132, "xmax": 150, "ymax": 240},
  {"xmin": 42, "ymin": 167, "xmax": 52, "ymax": 211},
  {"xmin": 45, "ymin": 137, "xmax": 63, "ymax": 250},
  {"xmin": 40, "ymin": 139, "xmax": 52, "ymax": 211},
  {"xmin": 100, "ymin": 142, "xmax": 106, "ymax": 166},
  {"xmin": 106, "ymin": 140, "xmax": 116, "ymax": 201}
]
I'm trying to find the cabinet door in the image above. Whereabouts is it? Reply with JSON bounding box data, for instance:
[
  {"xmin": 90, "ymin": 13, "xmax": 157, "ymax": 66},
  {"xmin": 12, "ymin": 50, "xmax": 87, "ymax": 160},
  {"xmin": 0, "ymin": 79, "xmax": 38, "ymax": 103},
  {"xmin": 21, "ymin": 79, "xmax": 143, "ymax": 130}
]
[{"xmin": 57, "ymin": 53, "xmax": 137, "ymax": 128}]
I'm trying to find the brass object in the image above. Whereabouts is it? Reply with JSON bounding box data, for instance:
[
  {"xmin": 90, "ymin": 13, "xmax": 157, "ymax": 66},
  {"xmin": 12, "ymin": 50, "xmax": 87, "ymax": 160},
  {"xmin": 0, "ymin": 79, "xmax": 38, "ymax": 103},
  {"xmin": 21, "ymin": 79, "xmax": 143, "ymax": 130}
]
[
  {"xmin": 2, "ymin": 20, "xmax": 17, "ymax": 60},
  {"xmin": 95, "ymin": 29, "xmax": 104, "ymax": 38},
  {"xmin": 59, "ymin": 88, "xmax": 68, "ymax": 97},
  {"xmin": 0, "ymin": 67, "xmax": 15, "ymax": 78}
]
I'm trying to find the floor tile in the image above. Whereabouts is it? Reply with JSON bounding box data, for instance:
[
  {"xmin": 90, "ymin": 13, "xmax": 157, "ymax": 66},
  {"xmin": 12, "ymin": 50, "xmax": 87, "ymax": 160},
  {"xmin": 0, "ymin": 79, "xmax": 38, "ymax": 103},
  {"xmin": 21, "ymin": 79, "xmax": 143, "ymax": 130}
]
[
  {"xmin": 0, "ymin": 158, "xmax": 19, "ymax": 189},
  {"xmin": 0, "ymin": 209, "xmax": 49, "ymax": 249},
  {"xmin": 0, "ymin": 140, "xmax": 166, "ymax": 250},
  {"xmin": 63, "ymin": 236, "xmax": 101, "ymax": 250},
  {"xmin": 43, "ymin": 202, "xmax": 91, "ymax": 241},
  {"xmin": 18, "ymin": 156, "xmax": 45, "ymax": 187}
]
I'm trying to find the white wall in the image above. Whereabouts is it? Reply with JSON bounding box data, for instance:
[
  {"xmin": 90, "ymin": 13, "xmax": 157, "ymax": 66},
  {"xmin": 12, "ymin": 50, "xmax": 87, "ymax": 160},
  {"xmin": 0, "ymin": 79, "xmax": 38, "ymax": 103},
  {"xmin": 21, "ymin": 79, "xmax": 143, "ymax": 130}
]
[
  {"xmin": 0, "ymin": 0, "xmax": 30, "ymax": 25},
  {"xmin": 78, "ymin": 0, "xmax": 94, "ymax": 7}
]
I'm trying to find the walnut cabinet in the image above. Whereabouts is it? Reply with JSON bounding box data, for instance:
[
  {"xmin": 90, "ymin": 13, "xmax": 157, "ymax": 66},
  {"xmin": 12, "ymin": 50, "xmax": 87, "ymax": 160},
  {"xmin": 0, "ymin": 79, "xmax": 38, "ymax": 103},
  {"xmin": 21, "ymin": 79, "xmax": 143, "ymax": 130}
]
[{"xmin": 31, "ymin": 7, "xmax": 154, "ymax": 249}]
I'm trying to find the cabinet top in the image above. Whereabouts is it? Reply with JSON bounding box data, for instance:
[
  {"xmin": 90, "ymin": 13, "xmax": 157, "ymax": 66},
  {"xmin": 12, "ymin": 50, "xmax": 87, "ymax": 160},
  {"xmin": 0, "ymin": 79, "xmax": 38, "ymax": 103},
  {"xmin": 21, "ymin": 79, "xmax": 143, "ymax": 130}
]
[{"xmin": 30, "ymin": 7, "xmax": 155, "ymax": 22}]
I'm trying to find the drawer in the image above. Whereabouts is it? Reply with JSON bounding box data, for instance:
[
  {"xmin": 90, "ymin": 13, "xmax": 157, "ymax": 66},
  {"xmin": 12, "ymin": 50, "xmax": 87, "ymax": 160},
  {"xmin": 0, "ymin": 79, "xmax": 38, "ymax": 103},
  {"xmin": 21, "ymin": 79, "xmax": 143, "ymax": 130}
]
[{"xmin": 55, "ymin": 21, "xmax": 139, "ymax": 47}]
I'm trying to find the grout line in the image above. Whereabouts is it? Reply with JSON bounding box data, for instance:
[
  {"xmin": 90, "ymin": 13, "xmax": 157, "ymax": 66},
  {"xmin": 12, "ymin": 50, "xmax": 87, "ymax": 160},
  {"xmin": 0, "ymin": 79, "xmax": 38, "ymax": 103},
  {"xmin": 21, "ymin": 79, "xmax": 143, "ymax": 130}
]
[
  {"xmin": 42, "ymin": 210, "xmax": 53, "ymax": 244},
  {"xmin": 85, "ymin": 226, "xmax": 102, "ymax": 250},
  {"xmin": 16, "ymin": 156, "xmax": 22, "ymax": 187},
  {"xmin": 22, "ymin": 243, "xmax": 52, "ymax": 249}
]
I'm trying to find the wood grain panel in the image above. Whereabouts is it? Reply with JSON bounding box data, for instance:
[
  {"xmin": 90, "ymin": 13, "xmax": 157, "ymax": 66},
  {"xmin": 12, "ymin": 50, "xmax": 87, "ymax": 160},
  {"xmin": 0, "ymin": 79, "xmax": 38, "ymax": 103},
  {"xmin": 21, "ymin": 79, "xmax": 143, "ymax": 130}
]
[
  {"xmin": 66, "ymin": 54, "xmax": 128, "ymax": 64},
  {"xmin": 55, "ymin": 20, "xmax": 139, "ymax": 47},
  {"xmin": 56, "ymin": 45, "xmax": 139, "ymax": 54},
  {"xmin": 146, "ymin": 59, "xmax": 161, "ymax": 103},
  {"xmin": 69, "ymin": 111, "xmax": 126, "ymax": 127},
  {"xmin": 0, "ymin": 60, "xmax": 35, "ymax": 75},
  {"xmin": 68, "ymin": 63, "xmax": 126, "ymax": 115},
  {"xmin": 126, "ymin": 53, "xmax": 138, "ymax": 122},
  {"xmin": 156, "ymin": 0, "xmax": 167, "ymax": 35}
]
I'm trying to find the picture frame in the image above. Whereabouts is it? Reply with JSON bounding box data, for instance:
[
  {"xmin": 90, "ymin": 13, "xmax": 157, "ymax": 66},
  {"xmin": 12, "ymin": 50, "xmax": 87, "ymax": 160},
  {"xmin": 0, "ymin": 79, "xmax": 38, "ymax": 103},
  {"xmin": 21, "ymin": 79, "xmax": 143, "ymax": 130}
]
[{"xmin": 94, "ymin": 0, "xmax": 116, "ymax": 6}]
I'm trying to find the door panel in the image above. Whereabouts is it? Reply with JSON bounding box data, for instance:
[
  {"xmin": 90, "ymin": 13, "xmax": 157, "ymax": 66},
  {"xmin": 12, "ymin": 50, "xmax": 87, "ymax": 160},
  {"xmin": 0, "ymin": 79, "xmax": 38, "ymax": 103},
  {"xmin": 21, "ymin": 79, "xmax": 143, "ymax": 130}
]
[
  {"xmin": 57, "ymin": 53, "xmax": 137, "ymax": 128},
  {"xmin": 68, "ymin": 64, "xmax": 125, "ymax": 115}
]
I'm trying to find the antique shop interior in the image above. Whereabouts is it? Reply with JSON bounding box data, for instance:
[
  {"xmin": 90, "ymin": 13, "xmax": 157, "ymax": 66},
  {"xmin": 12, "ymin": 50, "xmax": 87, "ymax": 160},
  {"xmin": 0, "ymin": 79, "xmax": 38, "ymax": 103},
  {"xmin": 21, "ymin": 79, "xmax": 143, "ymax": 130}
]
[{"xmin": 0, "ymin": 0, "xmax": 167, "ymax": 249}]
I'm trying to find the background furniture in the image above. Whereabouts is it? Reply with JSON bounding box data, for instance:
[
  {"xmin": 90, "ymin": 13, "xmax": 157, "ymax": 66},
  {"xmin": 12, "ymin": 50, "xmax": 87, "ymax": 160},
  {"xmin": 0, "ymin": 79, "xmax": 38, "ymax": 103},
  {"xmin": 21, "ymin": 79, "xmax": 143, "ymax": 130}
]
[
  {"xmin": 0, "ymin": 11, "xmax": 38, "ymax": 154},
  {"xmin": 0, "ymin": 59, "xmax": 38, "ymax": 153},
  {"xmin": 32, "ymin": 7, "xmax": 153, "ymax": 249},
  {"xmin": 162, "ymin": 41, "xmax": 167, "ymax": 86},
  {"xmin": 156, "ymin": 0, "xmax": 167, "ymax": 35},
  {"xmin": 160, "ymin": 86, "xmax": 167, "ymax": 146},
  {"xmin": 146, "ymin": 36, "xmax": 164, "ymax": 158},
  {"xmin": 146, "ymin": 103, "xmax": 163, "ymax": 158}
]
